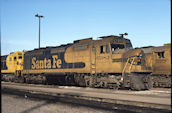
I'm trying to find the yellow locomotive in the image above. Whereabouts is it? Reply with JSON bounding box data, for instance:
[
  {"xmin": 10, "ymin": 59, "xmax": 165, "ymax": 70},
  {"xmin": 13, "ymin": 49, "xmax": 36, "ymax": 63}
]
[
  {"xmin": 21, "ymin": 34, "xmax": 152, "ymax": 90},
  {"xmin": 2, "ymin": 34, "xmax": 171, "ymax": 89},
  {"xmin": 1, "ymin": 52, "xmax": 24, "ymax": 81},
  {"xmin": 140, "ymin": 44, "xmax": 171, "ymax": 87}
]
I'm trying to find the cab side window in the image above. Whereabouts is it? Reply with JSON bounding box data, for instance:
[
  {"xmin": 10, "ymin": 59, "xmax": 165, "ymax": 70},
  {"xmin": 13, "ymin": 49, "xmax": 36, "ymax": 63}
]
[
  {"xmin": 100, "ymin": 46, "xmax": 104, "ymax": 53},
  {"xmin": 100, "ymin": 45, "xmax": 109, "ymax": 54},
  {"xmin": 14, "ymin": 57, "xmax": 16, "ymax": 61},
  {"xmin": 106, "ymin": 45, "xmax": 109, "ymax": 53},
  {"xmin": 157, "ymin": 52, "xmax": 165, "ymax": 58}
]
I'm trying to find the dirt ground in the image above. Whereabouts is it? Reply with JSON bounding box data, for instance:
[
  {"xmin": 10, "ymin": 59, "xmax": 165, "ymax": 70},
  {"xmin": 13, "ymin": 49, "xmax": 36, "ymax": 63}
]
[{"xmin": 1, "ymin": 82, "xmax": 171, "ymax": 113}]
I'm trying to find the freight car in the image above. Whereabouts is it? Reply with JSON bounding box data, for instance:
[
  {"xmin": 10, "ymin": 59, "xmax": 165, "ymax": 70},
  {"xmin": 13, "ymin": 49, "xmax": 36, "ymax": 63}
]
[
  {"xmin": 20, "ymin": 34, "xmax": 152, "ymax": 90},
  {"xmin": 140, "ymin": 44, "xmax": 171, "ymax": 87}
]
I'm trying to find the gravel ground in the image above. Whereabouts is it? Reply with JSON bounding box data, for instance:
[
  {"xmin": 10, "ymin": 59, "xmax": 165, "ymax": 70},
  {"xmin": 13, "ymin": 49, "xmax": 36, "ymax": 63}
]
[
  {"xmin": 2, "ymin": 94, "xmax": 123, "ymax": 113},
  {"xmin": 2, "ymin": 82, "xmax": 171, "ymax": 113}
]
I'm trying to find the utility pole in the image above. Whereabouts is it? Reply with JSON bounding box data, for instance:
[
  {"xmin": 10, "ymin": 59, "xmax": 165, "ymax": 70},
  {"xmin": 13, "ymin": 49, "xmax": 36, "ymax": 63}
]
[{"xmin": 35, "ymin": 14, "xmax": 44, "ymax": 48}]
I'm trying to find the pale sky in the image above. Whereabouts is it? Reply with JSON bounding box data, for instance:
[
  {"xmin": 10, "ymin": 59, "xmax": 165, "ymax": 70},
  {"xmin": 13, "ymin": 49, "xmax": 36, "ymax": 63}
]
[{"xmin": 1, "ymin": 0, "xmax": 171, "ymax": 55}]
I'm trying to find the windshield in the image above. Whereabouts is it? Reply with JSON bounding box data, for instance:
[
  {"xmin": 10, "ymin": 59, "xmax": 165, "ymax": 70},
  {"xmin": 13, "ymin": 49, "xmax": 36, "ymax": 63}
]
[
  {"xmin": 18, "ymin": 56, "xmax": 22, "ymax": 59},
  {"xmin": 111, "ymin": 44, "xmax": 125, "ymax": 52},
  {"xmin": 126, "ymin": 39, "xmax": 133, "ymax": 49}
]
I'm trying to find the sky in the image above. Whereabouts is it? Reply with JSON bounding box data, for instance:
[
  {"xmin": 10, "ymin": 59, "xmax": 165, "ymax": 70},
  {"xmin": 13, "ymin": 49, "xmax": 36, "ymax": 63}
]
[{"xmin": 1, "ymin": 0, "xmax": 171, "ymax": 55}]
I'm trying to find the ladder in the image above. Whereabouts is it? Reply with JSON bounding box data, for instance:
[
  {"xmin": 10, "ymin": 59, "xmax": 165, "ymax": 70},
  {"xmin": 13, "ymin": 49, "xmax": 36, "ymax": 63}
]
[{"xmin": 121, "ymin": 57, "xmax": 136, "ymax": 81}]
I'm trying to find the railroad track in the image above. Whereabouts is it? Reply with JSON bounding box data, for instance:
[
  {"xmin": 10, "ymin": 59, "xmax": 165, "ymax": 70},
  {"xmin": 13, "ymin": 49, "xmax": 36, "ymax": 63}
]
[
  {"xmin": 2, "ymin": 81, "xmax": 171, "ymax": 112},
  {"xmin": 2, "ymin": 81, "xmax": 170, "ymax": 98}
]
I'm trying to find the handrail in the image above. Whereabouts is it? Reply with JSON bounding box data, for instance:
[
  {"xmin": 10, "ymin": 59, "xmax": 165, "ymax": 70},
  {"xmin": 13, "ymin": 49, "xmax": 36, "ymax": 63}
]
[
  {"xmin": 121, "ymin": 57, "xmax": 136, "ymax": 81},
  {"xmin": 129, "ymin": 57, "xmax": 136, "ymax": 73},
  {"xmin": 121, "ymin": 58, "xmax": 130, "ymax": 81}
]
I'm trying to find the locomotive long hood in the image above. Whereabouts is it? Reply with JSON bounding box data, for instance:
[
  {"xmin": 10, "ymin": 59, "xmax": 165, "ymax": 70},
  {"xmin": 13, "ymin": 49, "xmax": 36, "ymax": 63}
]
[{"xmin": 123, "ymin": 49, "xmax": 143, "ymax": 58}]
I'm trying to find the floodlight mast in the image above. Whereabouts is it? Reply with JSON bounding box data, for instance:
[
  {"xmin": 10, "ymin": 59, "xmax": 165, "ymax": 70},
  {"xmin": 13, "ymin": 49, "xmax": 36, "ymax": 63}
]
[{"xmin": 35, "ymin": 14, "xmax": 44, "ymax": 48}]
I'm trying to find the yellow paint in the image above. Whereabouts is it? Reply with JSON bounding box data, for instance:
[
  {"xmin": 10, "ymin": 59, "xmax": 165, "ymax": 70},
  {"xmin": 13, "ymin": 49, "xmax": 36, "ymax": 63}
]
[
  {"xmin": 1, "ymin": 51, "xmax": 24, "ymax": 76},
  {"xmin": 152, "ymin": 45, "xmax": 171, "ymax": 75}
]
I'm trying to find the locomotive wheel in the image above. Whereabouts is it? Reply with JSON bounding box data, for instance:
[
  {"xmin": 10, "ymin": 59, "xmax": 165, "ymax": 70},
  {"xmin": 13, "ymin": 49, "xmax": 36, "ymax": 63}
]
[
  {"xmin": 88, "ymin": 76, "xmax": 96, "ymax": 88},
  {"xmin": 74, "ymin": 74, "xmax": 86, "ymax": 87},
  {"xmin": 152, "ymin": 74, "xmax": 171, "ymax": 88},
  {"xmin": 107, "ymin": 83, "xmax": 119, "ymax": 90},
  {"xmin": 16, "ymin": 77, "xmax": 24, "ymax": 83},
  {"xmin": 130, "ymin": 73, "xmax": 145, "ymax": 91},
  {"xmin": 130, "ymin": 73, "xmax": 153, "ymax": 90},
  {"xmin": 100, "ymin": 81, "xmax": 108, "ymax": 88},
  {"xmin": 130, "ymin": 82, "xmax": 141, "ymax": 91},
  {"xmin": 84, "ymin": 76, "xmax": 90, "ymax": 87},
  {"xmin": 144, "ymin": 75, "xmax": 153, "ymax": 90}
]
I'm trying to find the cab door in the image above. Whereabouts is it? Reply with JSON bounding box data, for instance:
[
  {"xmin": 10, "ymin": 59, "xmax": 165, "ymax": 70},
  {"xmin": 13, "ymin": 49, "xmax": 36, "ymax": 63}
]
[
  {"xmin": 90, "ymin": 45, "xmax": 96, "ymax": 74},
  {"xmin": 96, "ymin": 43, "xmax": 111, "ymax": 73}
]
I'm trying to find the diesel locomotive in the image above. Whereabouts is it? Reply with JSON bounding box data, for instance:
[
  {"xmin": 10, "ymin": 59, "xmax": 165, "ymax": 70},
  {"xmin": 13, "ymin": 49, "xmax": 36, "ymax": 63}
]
[
  {"xmin": 2, "ymin": 34, "xmax": 169, "ymax": 90},
  {"xmin": 141, "ymin": 44, "xmax": 171, "ymax": 87},
  {"xmin": 1, "ymin": 52, "xmax": 24, "ymax": 81}
]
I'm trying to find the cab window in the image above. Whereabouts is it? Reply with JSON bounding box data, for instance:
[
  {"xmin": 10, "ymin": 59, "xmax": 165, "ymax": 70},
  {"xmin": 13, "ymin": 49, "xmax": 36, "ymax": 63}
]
[
  {"xmin": 111, "ymin": 44, "xmax": 124, "ymax": 52},
  {"xmin": 106, "ymin": 45, "xmax": 109, "ymax": 53},
  {"xmin": 157, "ymin": 52, "xmax": 165, "ymax": 58},
  {"xmin": 18, "ymin": 56, "xmax": 22, "ymax": 59},
  {"xmin": 14, "ymin": 57, "xmax": 16, "ymax": 61},
  {"xmin": 126, "ymin": 39, "xmax": 133, "ymax": 49},
  {"xmin": 100, "ymin": 46, "xmax": 104, "ymax": 53},
  {"xmin": 100, "ymin": 45, "xmax": 109, "ymax": 54},
  {"xmin": 126, "ymin": 43, "xmax": 133, "ymax": 49}
]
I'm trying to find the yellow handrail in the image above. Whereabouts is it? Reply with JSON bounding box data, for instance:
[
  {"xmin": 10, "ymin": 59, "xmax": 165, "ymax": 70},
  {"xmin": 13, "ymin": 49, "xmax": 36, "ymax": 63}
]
[
  {"xmin": 129, "ymin": 57, "xmax": 136, "ymax": 73},
  {"xmin": 121, "ymin": 57, "xmax": 136, "ymax": 81},
  {"xmin": 121, "ymin": 58, "xmax": 130, "ymax": 81}
]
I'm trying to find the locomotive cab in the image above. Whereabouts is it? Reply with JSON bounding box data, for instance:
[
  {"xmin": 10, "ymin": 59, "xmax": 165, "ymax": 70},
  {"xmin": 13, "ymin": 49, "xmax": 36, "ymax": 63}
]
[
  {"xmin": 2, "ymin": 52, "xmax": 24, "ymax": 77},
  {"xmin": 95, "ymin": 35, "xmax": 141, "ymax": 74},
  {"xmin": 92, "ymin": 35, "xmax": 152, "ymax": 90}
]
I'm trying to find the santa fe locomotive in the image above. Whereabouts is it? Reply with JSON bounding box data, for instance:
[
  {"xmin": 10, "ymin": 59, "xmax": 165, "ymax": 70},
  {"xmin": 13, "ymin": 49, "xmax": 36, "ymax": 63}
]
[{"xmin": 2, "ymin": 34, "xmax": 166, "ymax": 90}]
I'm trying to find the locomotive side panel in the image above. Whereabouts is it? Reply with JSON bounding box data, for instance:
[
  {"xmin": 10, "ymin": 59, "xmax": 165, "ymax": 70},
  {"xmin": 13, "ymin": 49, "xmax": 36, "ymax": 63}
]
[
  {"xmin": 151, "ymin": 45, "xmax": 171, "ymax": 87},
  {"xmin": 152, "ymin": 46, "xmax": 171, "ymax": 75},
  {"xmin": 64, "ymin": 42, "xmax": 92, "ymax": 73},
  {"xmin": 23, "ymin": 44, "xmax": 90, "ymax": 74}
]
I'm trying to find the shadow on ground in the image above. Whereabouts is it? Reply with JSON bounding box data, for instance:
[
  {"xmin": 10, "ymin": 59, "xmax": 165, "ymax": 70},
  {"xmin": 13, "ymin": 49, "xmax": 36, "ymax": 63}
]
[{"xmin": 2, "ymin": 87, "xmax": 170, "ymax": 113}]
